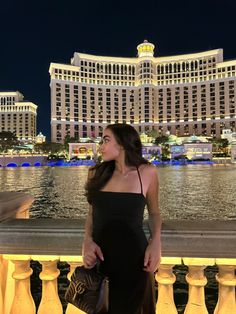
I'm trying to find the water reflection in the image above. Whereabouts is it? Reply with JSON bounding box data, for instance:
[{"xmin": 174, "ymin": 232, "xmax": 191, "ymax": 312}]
[
  {"xmin": 1, "ymin": 165, "xmax": 236, "ymax": 220},
  {"xmin": 159, "ymin": 165, "xmax": 236, "ymax": 220}
]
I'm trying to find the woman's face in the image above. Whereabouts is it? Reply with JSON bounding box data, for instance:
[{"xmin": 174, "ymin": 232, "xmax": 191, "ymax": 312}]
[{"xmin": 99, "ymin": 128, "xmax": 123, "ymax": 161}]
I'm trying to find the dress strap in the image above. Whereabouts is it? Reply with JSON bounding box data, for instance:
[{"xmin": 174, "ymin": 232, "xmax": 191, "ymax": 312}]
[{"xmin": 136, "ymin": 167, "xmax": 143, "ymax": 195}]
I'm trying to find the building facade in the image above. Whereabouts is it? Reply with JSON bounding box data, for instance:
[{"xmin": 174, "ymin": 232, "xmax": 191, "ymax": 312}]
[
  {"xmin": 35, "ymin": 132, "xmax": 46, "ymax": 144},
  {"xmin": 49, "ymin": 41, "xmax": 236, "ymax": 142},
  {"xmin": 0, "ymin": 91, "xmax": 37, "ymax": 141}
]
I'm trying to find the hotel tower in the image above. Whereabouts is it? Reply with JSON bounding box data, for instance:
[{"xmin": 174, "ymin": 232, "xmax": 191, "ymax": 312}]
[
  {"xmin": 49, "ymin": 41, "xmax": 236, "ymax": 142},
  {"xmin": 0, "ymin": 91, "xmax": 37, "ymax": 141}
]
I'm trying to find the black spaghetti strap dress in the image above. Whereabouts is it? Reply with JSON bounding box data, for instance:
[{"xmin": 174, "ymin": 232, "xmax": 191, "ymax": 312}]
[{"xmin": 91, "ymin": 168, "xmax": 156, "ymax": 314}]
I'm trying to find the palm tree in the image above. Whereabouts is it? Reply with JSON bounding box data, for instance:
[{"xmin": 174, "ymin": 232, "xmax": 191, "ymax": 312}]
[
  {"xmin": 0, "ymin": 131, "xmax": 19, "ymax": 153},
  {"xmin": 154, "ymin": 135, "xmax": 170, "ymax": 160}
]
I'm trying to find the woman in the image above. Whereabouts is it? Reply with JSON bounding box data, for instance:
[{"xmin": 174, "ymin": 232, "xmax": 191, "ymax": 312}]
[{"xmin": 83, "ymin": 123, "xmax": 162, "ymax": 314}]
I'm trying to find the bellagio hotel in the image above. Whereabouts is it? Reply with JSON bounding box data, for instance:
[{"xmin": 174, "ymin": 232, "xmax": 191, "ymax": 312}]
[
  {"xmin": 49, "ymin": 40, "xmax": 236, "ymax": 142},
  {"xmin": 0, "ymin": 91, "xmax": 37, "ymax": 141}
]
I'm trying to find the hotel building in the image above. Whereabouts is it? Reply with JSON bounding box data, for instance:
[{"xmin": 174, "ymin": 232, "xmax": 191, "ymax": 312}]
[
  {"xmin": 49, "ymin": 41, "xmax": 236, "ymax": 142},
  {"xmin": 0, "ymin": 91, "xmax": 37, "ymax": 141}
]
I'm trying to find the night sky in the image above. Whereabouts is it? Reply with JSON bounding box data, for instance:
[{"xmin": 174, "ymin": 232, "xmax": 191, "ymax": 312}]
[{"xmin": 1, "ymin": 0, "xmax": 236, "ymax": 140}]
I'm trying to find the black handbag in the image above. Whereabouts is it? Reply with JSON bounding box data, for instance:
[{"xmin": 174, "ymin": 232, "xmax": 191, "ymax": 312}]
[{"xmin": 65, "ymin": 260, "xmax": 109, "ymax": 314}]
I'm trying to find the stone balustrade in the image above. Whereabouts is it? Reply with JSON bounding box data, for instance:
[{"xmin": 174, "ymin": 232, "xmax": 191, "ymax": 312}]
[
  {"xmin": 0, "ymin": 192, "xmax": 34, "ymax": 314},
  {"xmin": 0, "ymin": 219, "xmax": 235, "ymax": 314}
]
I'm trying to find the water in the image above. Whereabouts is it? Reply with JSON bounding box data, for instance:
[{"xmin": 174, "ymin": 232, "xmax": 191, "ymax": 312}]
[
  {"xmin": 1, "ymin": 164, "xmax": 236, "ymax": 220},
  {"xmin": 1, "ymin": 164, "xmax": 236, "ymax": 313}
]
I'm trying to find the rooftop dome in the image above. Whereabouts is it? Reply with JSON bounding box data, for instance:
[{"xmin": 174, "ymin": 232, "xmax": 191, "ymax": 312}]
[{"xmin": 137, "ymin": 40, "xmax": 155, "ymax": 58}]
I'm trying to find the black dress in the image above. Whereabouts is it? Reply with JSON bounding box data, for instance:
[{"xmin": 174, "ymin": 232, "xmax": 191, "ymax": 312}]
[{"xmin": 92, "ymin": 168, "xmax": 156, "ymax": 314}]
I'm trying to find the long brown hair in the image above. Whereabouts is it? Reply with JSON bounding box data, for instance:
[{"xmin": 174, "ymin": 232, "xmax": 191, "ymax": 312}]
[{"xmin": 85, "ymin": 123, "xmax": 149, "ymax": 203}]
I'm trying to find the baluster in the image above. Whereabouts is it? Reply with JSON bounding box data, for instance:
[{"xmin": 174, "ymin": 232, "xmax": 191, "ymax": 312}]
[
  {"xmin": 183, "ymin": 258, "xmax": 214, "ymax": 314},
  {"xmin": 0, "ymin": 255, "xmax": 3, "ymax": 314},
  {"xmin": 155, "ymin": 257, "xmax": 180, "ymax": 314},
  {"xmin": 3, "ymin": 255, "xmax": 17, "ymax": 314},
  {"xmin": 60, "ymin": 256, "xmax": 85, "ymax": 314},
  {"xmin": 0, "ymin": 256, "xmax": 8, "ymax": 299},
  {"xmin": 35, "ymin": 256, "xmax": 63, "ymax": 314},
  {"xmin": 10, "ymin": 256, "xmax": 36, "ymax": 314},
  {"xmin": 214, "ymin": 260, "xmax": 236, "ymax": 314},
  {"xmin": 0, "ymin": 285, "xmax": 2, "ymax": 314},
  {"xmin": 1, "ymin": 193, "xmax": 32, "ymax": 314}
]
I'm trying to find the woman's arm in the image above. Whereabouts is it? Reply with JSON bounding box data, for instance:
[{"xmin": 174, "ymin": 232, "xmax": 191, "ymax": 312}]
[
  {"xmin": 143, "ymin": 166, "xmax": 162, "ymax": 272},
  {"xmin": 82, "ymin": 169, "xmax": 104, "ymax": 268}
]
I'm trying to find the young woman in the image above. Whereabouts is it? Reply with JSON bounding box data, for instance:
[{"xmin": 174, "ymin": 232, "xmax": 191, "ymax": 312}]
[{"xmin": 83, "ymin": 123, "xmax": 162, "ymax": 314}]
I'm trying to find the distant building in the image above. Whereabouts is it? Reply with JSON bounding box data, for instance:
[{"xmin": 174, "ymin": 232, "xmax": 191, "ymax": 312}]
[
  {"xmin": 35, "ymin": 132, "xmax": 46, "ymax": 144},
  {"xmin": 142, "ymin": 144, "xmax": 161, "ymax": 160},
  {"xmin": 221, "ymin": 129, "xmax": 236, "ymax": 143},
  {"xmin": 68, "ymin": 142, "xmax": 97, "ymax": 159},
  {"xmin": 0, "ymin": 91, "xmax": 37, "ymax": 142},
  {"xmin": 184, "ymin": 143, "xmax": 212, "ymax": 160},
  {"xmin": 231, "ymin": 143, "xmax": 236, "ymax": 163},
  {"xmin": 49, "ymin": 40, "xmax": 236, "ymax": 143},
  {"xmin": 171, "ymin": 135, "xmax": 212, "ymax": 160},
  {"xmin": 171, "ymin": 143, "xmax": 212, "ymax": 160},
  {"xmin": 140, "ymin": 132, "xmax": 155, "ymax": 144}
]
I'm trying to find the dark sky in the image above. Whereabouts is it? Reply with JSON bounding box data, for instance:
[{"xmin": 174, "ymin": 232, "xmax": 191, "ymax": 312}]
[{"xmin": 1, "ymin": 0, "xmax": 236, "ymax": 140}]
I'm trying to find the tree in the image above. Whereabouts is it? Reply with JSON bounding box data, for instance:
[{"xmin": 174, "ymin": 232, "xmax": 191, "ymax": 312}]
[
  {"xmin": 155, "ymin": 135, "xmax": 169, "ymax": 146},
  {"xmin": 154, "ymin": 135, "xmax": 171, "ymax": 160},
  {"xmin": 64, "ymin": 134, "xmax": 79, "ymax": 151},
  {"xmin": 0, "ymin": 131, "xmax": 19, "ymax": 152},
  {"xmin": 210, "ymin": 138, "xmax": 229, "ymax": 151},
  {"xmin": 34, "ymin": 142, "xmax": 64, "ymax": 154},
  {"xmin": 219, "ymin": 138, "xmax": 229, "ymax": 149},
  {"xmin": 146, "ymin": 129, "xmax": 158, "ymax": 139},
  {"xmin": 160, "ymin": 145, "xmax": 171, "ymax": 160}
]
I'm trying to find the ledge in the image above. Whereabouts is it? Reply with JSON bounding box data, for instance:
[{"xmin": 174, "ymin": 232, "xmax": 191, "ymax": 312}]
[
  {"xmin": 0, "ymin": 192, "xmax": 34, "ymax": 220},
  {"xmin": 0, "ymin": 219, "xmax": 235, "ymax": 258}
]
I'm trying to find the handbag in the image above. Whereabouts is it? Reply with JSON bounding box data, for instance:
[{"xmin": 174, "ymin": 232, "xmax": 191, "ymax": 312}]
[{"xmin": 65, "ymin": 260, "xmax": 109, "ymax": 314}]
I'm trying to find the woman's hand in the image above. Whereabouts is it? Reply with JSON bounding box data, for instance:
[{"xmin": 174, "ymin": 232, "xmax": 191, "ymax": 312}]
[
  {"xmin": 82, "ymin": 237, "xmax": 104, "ymax": 269},
  {"xmin": 143, "ymin": 239, "xmax": 161, "ymax": 273}
]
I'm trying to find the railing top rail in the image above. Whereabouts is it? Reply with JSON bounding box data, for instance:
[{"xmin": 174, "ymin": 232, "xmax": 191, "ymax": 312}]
[{"xmin": 0, "ymin": 218, "xmax": 236, "ymax": 258}]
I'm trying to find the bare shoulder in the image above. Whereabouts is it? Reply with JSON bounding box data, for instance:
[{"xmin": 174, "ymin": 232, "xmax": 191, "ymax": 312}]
[
  {"xmin": 139, "ymin": 163, "xmax": 158, "ymax": 178},
  {"xmin": 139, "ymin": 164, "xmax": 158, "ymax": 195}
]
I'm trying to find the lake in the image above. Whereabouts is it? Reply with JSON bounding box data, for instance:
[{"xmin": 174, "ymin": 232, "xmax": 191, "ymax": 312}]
[
  {"xmin": 1, "ymin": 164, "xmax": 236, "ymax": 313},
  {"xmin": 1, "ymin": 164, "xmax": 236, "ymax": 220}
]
